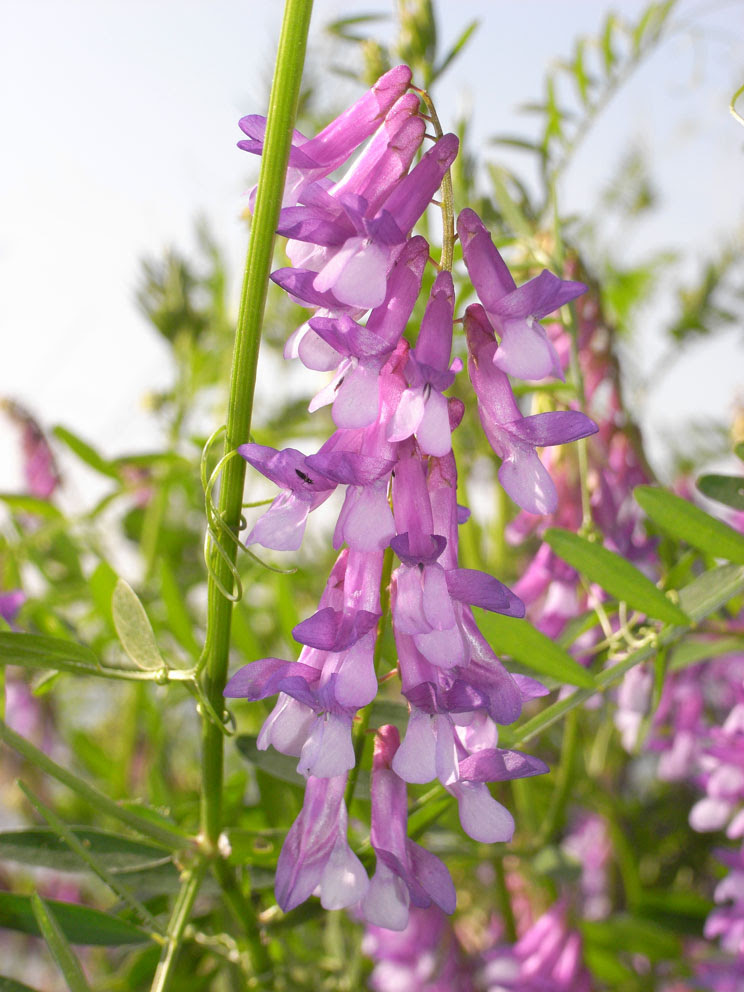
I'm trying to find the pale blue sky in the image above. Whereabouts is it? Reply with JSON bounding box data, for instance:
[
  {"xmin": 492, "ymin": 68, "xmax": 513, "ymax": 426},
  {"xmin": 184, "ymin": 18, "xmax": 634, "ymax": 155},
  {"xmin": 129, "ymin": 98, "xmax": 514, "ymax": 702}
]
[{"xmin": 1, "ymin": 0, "xmax": 742, "ymax": 493}]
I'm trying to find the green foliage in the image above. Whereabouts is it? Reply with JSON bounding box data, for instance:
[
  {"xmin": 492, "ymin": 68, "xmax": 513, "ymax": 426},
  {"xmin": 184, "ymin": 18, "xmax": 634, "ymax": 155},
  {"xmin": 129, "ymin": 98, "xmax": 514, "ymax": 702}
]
[
  {"xmin": 635, "ymin": 485, "xmax": 744, "ymax": 564},
  {"xmin": 473, "ymin": 608, "xmax": 596, "ymax": 688},
  {"xmin": 0, "ymin": 892, "xmax": 149, "ymax": 946},
  {"xmin": 31, "ymin": 896, "xmax": 93, "ymax": 992},
  {"xmin": 544, "ymin": 527, "xmax": 690, "ymax": 624},
  {"xmin": 697, "ymin": 471, "xmax": 744, "ymax": 511},
  {"xmin": 492, "ymin": 1, "xmax": 677, "ymax": 187}
]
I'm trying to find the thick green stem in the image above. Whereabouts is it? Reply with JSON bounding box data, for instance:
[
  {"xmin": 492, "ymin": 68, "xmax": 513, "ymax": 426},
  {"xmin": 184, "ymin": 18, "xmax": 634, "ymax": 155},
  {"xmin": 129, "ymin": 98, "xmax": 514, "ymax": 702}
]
[{"xmin": 199, "ymin": 0, "xmax": 313, "ymax": 850}]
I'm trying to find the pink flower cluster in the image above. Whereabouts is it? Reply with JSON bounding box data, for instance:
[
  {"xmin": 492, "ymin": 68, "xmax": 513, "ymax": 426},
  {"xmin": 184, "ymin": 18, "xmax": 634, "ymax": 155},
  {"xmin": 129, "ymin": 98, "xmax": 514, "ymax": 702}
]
[{"xmin": 226, "ymin": 67, "xmax": 597, "ymax": 927}]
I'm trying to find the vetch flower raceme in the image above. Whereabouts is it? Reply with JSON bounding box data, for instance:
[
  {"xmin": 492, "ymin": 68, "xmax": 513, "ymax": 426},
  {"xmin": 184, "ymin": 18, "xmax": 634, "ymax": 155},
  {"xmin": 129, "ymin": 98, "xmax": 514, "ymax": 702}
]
[{"xmin": 227, "ymin": 65, "xmax": 598, "ymax": 924}]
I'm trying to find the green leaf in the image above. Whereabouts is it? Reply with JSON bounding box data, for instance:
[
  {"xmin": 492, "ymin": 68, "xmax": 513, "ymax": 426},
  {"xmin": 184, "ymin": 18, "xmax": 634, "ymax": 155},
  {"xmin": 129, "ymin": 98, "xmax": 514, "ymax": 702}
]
[
  {"xmin": 0, "ymin": 891, "xmax": 149, "ymax": 946},
  {"xmin": 159, "ymin": 560, "xmax": 200, "ymax": 658},
  {"xmin": 52, "ymin": 426, "xmax": 118, "ymax": 480},
  {"xmin": 433, "ymin": 18, "xmax": 479, "ymax": 80},
  {"xmin": 0, "ymin": 493, "xmax": 62, "ymax": 520},
  {"xmin": 697, "ymin": 473, "xmax": 744, "ymax": 511},
  {"xmin": 635, "ymin": 485, "xmax": 744, "ymax": 564},
  {"xmin": 544, "ymin": 528, "xmax": 690, "ymax": 625},
  {"xmin": 31, "ymin": 895, "xmax": 92, "ymax": 992},
  {"xmin": 600, "ymin": 12, "xmax": 620, "ymax": 74},
  {"xmin": 0, "ymin": 827, "xmax": 170, "ymax": 873},
  {"xmin": 0, "ymin": 977, "xmax": 43, "ymax": 992},
  {"xmin": 408, "ymin": 789, "xmax": 451, "ymax": 840},
  {"xmin": 19, "ymin": 785, "xmax": 162, "ymax": 934},
  {"xmin": 583, "ymin": 945, "xmax": 637, "ymax": 985},
  {"xmin": 0, "ymin": 719, "xmax": 187, "ymax": 850},
  {"xmin": 736, "ymin": 441, "xmax": 744, "ymax": 462},
  {"xmin": 111, "ymin": 579, "xmax": 164, "ymax": 671},
  {"xmin": 511, "ymin": 564, "xmax": 744, "ymax": 747},
  {"xmin": 634, "ymin": 889, "xmax": 712, "ymax": 935},
  {"xmin": 472, "ymin": 609, "xmax": 596, "ymax": 688},
  {"xmin": 234, "ymin": 735, "xmax": 306, "ymax": 790},
  {"xmin": 570, "ymin": 39, "xmax": 593, "ymax": 105},
  {"xmin": 88, "ymin": 561, "xmax": 118, "ymax": 629},
  {"xmin": 0, "ymin": 633, "xmax": 101, "ymax": 676},
  {"xmin": 580, "ymin": 912, "xmax": 681, "ymax": 962},
  {"xmin": 677, "ymin": 563, "xmax": 744, "ymax": 622},
  {"xmin": 487, "ymin": 164, "xmax": 533, "ymax": 239},
  {"xmin": 225, "ymin": 828, "xmax": 285, "ymax": 870},
  {"xmin": 670, "ymin": 635, "xmax": 744, "ymax": 671}
]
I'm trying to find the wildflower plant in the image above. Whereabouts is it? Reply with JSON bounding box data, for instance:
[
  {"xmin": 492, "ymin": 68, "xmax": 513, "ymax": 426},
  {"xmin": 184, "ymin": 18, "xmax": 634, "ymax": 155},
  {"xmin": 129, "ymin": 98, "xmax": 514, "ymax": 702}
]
[{"xmin": 1, "ymin": 1, "xmax": 744, "ymax": 991}]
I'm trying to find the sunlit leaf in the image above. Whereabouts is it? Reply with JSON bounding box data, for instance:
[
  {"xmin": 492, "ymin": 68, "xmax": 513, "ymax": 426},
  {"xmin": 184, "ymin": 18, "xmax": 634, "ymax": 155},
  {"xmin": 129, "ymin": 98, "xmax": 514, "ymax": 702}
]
[
  {"xmin": 159, "ymin": 560, "xmax": 201, "ymax": 658},
  {"xmin": 544, "ymin": 528, "xmax": 690, "ymax": 624},
  {"xmin": 677, "ymin": 563, "xmax": 744, "ymax": 622},
  {"xmin": 635, "ymin": 486, "xmax": 744, "ymax": 564},
  {"xmin": 580, "ymin": 913, "xmax": 681, "ymax": 962},
  {"xmin": 0, "ymin": 633, "xmax": 100, "ymax": 676},
  {"xmin": 0, "ymin": 977, "xmax": 43, "ymax": 992},
  {"xmin": 473, "ymin": 609, "xmax": 596, "ymax": 688},
  {"xmin": 234, "ymin": 735, "xmax": 370, "ymax": 797},
  {"xmin": 0, "ymin": 494, "xmax": 62, "ymax": 520},
  {"xmin": 669, "ymin": 635, "xmax": 744, "ymax": 671},
  {"xmin": 433, "ymin": 18, "xmax": 479, "ymax": 80},
  {"xmin": 111, "ymin": 580, "xmax": 164, "ymax": 671},
  {"xmin": 52, "ymin": 427, "xmax": 118, "ymax": 480}
]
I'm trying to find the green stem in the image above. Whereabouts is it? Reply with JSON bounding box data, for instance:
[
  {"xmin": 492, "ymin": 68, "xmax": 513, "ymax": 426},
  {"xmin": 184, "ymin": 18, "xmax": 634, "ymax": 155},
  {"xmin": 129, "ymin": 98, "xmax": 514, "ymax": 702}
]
[
  {"xmin": 537, "ymin": 708, "xmax": 579, "ymax": 844},
  {"xmin": 212, "ymin": 859, "xmax": 272, "ymax": 978},
  {"xmin": 493, "ymin": 856, "xmax": 517, "ymax": 943},
  {"xmin": 199, "ymin": 0, "xmax": 314, "ymax": 850},
  {"xmin": 19, "ymin": 782, "xmax": 164, "ymax": 938},
  {"xmin": 417, "ymin": 90, "xmax": 455, "ymax": 271},
  {"xmin": 150, "ymin": 862, "xmax": 207, "ymax": 992}
]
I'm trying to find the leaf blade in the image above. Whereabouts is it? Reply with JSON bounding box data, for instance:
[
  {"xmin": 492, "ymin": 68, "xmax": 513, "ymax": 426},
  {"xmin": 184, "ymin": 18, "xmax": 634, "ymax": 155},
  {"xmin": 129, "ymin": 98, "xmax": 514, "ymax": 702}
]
[
  {"xmin": 544, "ymin": 527, "xmax": 689, "ymax": 624},
  {"xmin": 473, "ymin": 609, "xmax": 596, "ymax": 688},
  {"xmin": 635, "ymin": 485, "xmax": 744, "ymax": 564},
  {"xmin": 0, "ymin": 891, "xmax": 149, "ymax": 947},
  {"xmin": 30, "ymin": 895, "xmax": 93, "ymax": 991},
  {"xmin": 111, "ymin": 580, "xmax": 164, "ymax": 671}
]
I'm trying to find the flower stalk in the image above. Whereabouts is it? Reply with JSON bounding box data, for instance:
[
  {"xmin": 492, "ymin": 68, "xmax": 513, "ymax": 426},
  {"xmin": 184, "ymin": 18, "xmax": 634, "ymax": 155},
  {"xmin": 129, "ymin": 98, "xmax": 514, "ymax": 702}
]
[{"xmin": 200, "ymin": 0, "xmax": 314, "ymax": 848}]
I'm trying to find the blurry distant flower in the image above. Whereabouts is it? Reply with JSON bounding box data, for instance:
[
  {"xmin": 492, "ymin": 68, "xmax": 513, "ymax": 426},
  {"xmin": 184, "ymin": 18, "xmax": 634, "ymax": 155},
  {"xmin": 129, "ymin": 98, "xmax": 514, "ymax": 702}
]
[{"xmin": 2, "ymin": 399, "xmax": 60, "ymax": 498}]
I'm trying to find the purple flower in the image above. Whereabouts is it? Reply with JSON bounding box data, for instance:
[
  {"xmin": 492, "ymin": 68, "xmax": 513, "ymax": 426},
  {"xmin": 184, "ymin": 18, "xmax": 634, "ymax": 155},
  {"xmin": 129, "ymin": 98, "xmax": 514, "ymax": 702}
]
[
  {"xmin": 237, "ymin": 444, "xmax": 338, "ymax": 551},
  {"xmin": 465, "ymin": 304, "xmax": 598, "ymax": 514},
  {"xmin": 361, "ymin": 725, "xmax": 456, "ymax": 930},
  {"xmin": 458, "ymin": 208, "xmax": 586, "ymax": 380},
  {"xmin": 239, "ymin": 65, "xmax": 414, "ymax": 207},
  {"xmin": 388, "ymin": 270, "xmax": 461, "ymax": 457},
  {"xmin": 305, "ymin": 236, "xmax": 429, "ymax": 426},
  {"xmin": 226, "ymin": 549, "xmax": 384, "ymax": 778},
  {"xmin": 275, "ymin": 773, "xmax": 368, "ymax": 912},
  {"xmin": 3, "ymin": 401, "xmax": 60, "ymax": 499},
  {"xmin": 0, "ymin": 590, "xmax": 25, "ymax": 628},
  {"xmin": 271, "ymin": 134, "xmax": 459, "ymax": 312},
  {"xmin": 480, "ymin": 901, "xmax": 592, "ymax": 991},
  {"xmin": 363, "ymin": 905, "xmax": 474, "ymax": 991}
]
